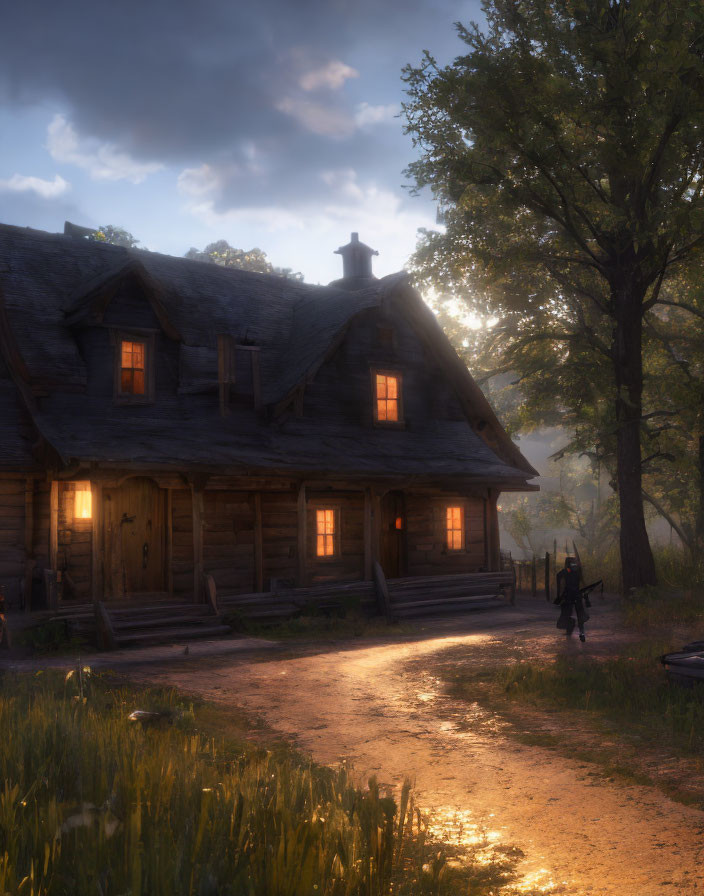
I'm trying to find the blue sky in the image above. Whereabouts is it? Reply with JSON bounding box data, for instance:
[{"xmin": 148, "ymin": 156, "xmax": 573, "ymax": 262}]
[{"xmin": 0, "ymin": 0, "xmax": 483, "ymax": 284}]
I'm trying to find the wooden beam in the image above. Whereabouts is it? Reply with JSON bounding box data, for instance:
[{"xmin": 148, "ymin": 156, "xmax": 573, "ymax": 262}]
[
  {"xmin": 363, "ymin": 487, "xmax": 373, "ymax": 581},
  {"xmin": 166, "ymin": 488, "xmax": 173, "ymax": 597},
  {"xmin": 191, "ymin": 484, "xmax": 204, "ymax": 603},
  {"xmin": 254, "ymin": 492, "xmax": 263, "ymax": 592},
  {"xmin": 487, "ymin": 488, "xmax": 501, "ymax": 572},
  {"xmin": 297, "ymin": 483, "xmax": 307, "ymax": 587},
  {"xmin": 251, "ymin": 350, "xmax": 262, "ymax": 410},
  {"xmin": 23, "ymin": 478, "xmax": 34, "ymax": 613},
  {"xmin": 49, "ymin": 480, "xmax": 59, "ymax": 575},
  {"xmin": 91, "ymin": 482, "xmax": 103, "ymax": 602}
]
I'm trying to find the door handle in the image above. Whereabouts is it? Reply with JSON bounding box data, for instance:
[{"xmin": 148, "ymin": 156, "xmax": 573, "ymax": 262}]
[{"xmin": 142, "ymin": 542, "xmax": 149, "ymax": 569}]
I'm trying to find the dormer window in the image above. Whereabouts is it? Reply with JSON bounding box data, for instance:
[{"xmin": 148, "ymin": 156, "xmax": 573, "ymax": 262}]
[
  {"xmin": 113, "ymin": 331, "xmax": 155, "ymax": 404},
  {"xmin": 121, "ymin": 340, "xmax": 146, "ymax": 395},
  {"xmin": 373, "ymin": 370, "xmax": 403, "ymax": 425}
]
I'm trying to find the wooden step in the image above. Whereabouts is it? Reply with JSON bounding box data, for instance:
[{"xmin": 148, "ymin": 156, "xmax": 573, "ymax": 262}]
[
  {"xmin": 393, "ymin": 597, "xmax": 504, "ymax": 618},
  {"xmin": 115, "ymin": 624, "xmax": 232, "ymax": 646},
  {"xmin": 112, "ymin": 613, "xmax": 217, "ymax": 632}
]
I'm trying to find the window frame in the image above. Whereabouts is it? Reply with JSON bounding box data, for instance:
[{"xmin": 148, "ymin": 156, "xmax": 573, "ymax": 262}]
[
  {"xmin": 445, "ymin": 503, "xmax": 466, "ymax": 552},
  {"xmin": 112, "ymin": 329, "xmax": 156, "ymax": 405},
  {"xmin": 313, "ymin": 505, "xmax": 341, "ymax": 561},
  {"xmin": 371, "ymin": 368, "xmax": 404, "ymax": 428}
]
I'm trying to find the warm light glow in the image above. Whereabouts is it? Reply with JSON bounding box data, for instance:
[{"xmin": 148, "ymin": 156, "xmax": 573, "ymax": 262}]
[
  {"xmin": 395, "ymin": 516, "xmax": 403, "ymax": 530},
  {"xmin": 74, "ymin": 482, "xmax": 92, "ymax": 519},
  {"xmin": 120, "ymin": 339, "xmax": 146, "ymax": 394},
  {"xmin": 376, "ymin": 373, "xmax": 399, "ymax": 422},
  {"xmin": 446, "ymin": 505, "xmax": 464, "ymax": 550},
  {"xmin": 316, "ymin": 509, "xmax": 336, "ymax": 556}
]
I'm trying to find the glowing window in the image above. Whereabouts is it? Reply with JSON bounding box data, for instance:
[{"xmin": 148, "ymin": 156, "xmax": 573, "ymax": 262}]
[
  {"xmin": 395, "ymin": 516, "xmax": 403, "ymax": 530},
  {"xmin": 316, "ymin": 509, "xmax": 336, "ymax": 557},
  {"xmin": 375, "ymin": 373, "xmax": 400, "ymax": 422},
  {"xmin": 74, "ymin": 482, "xmax": 92, "ymax": 520},
  {"xmin": 446, "ymin": 506, "xmax": 464, "ymax": 551},
  {"xmin": 120, "ymin": 340, "xmax": 146, "ymax": 395}
]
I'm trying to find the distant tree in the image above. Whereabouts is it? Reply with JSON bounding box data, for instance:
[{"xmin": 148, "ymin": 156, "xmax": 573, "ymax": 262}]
[
  {"xmin": 185, "ymin": 241, "xmax": 303, "ymax": 281},
  {"xmin": 404, "ymin": 0, "xmax": 704, "ymax": 592},
  {"xmin": 91, "ymin": 225, "xmax": 140, "ymax": 249}
]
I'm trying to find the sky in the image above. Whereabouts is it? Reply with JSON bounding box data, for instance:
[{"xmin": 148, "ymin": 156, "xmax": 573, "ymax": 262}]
[{"xmin": 0, "ymin": 0, "xmax": 484, "ymax": 284}]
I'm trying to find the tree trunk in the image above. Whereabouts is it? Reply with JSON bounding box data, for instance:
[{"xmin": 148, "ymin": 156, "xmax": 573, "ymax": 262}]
[
  {"xmin": 697, "ymin": 434, "xmax": 704, "ymax": 550},
  {"xmin": 612, "ymin": 285, "xmax": 657, "ymax": 593}
]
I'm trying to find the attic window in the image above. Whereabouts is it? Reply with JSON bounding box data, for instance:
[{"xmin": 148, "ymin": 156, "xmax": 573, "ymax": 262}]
[
  {"xmin": 120, "ymin": 340, "xmax": 145, "ymax": 394},
  {"xmin": 446, "ymin": 505, "xmax": 465, "ymax": 551},
  {"xmin": 373, "ymin": 371, "xmax": 403, "ymax": 424},
  {"xmin": 113, "ymin": 331, "xmax": 155, "ymax": 404}
]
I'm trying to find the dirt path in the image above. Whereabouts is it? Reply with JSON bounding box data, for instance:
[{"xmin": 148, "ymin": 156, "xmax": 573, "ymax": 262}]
[{"xmin": 131, "ymin": 603, "xmax": 704, "ymax": 895}]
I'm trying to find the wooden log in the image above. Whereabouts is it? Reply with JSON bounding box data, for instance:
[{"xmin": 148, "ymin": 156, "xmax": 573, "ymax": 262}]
[
  {"xmin": 373, "ymin": 560, "xmax": 394, "ymax": 623},
  {"xmin": 531, "ymin": 555, "xmax": 537, "ymax": 597},
  {"xmin": 23, "ymin": 478, "xmax": 34, "ymax": 612},
  {"xmin": 487, "ymin": 488, "xmax": 500, "ymax": 572},
  {"xmin": 254, "ymin": 492, "xmax": 263, "ymax": 592}
]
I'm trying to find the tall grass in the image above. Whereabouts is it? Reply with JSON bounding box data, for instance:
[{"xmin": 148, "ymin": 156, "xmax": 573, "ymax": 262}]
[
  {"xmin": 494, "ymin": 648, "xmax": 704, "ymax": 755},
  {"xmin": 0, "ymin": 671, "xmax": 506, "ymax": 896}
]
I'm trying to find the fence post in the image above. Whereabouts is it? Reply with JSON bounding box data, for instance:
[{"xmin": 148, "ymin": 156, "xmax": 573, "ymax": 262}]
[
  {"xmin": 531, "ymin": 555, "xmax": 537, "ymax": 596},
  {"xmin": 544, "ymin": 552, "xmax": 550, "ymax": 602}
]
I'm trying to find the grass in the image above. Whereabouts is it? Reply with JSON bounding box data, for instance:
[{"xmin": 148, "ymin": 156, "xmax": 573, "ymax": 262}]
[{"xmin": 0, "ymin": 668, "xmax": 523, "ymax": 895}]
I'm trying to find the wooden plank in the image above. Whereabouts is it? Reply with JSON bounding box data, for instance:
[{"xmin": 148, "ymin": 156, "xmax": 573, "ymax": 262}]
[
  {"xmin": 297, "ymin": 483, "xmax": 307, "ymax": 587},
  {"xmin": 91, "ymin": 482, "xmax": 103, "ymax": 602},
  {"xmin": 254, "ymin": 492, "xmax": 264, "ymax": 592},
  {"xmin": 23, "ymin": 478, "xmax": 34, "ymax": 612},
  {"xmin": 373, "ymin": 560, "xmax": 394, "ymax": 623},
  {"xmin": 191, "ymin": 485, "xmax": 204, "ymax": 603},
  {"xmin": 166, "ymin": 488, "xmax": 173, "ymax": 597},
  {"xmin": 251, "ymin": 349, "xmax": 261, "ymax": 410}
]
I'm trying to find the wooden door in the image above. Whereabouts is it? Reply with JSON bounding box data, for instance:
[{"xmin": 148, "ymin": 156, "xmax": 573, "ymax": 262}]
[
  {"xmin": 103, "ymin": 477, "xmax": 166, "ymax": 598},
  {"xmin": 380, "ymin": 491, "xmax": 406, "ymax": 579}
]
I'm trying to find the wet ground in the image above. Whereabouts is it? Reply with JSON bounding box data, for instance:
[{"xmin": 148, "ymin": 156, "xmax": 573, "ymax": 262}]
[{"xmin": 108, "ymin": 598, "xmax": 704, "ymax": 893}]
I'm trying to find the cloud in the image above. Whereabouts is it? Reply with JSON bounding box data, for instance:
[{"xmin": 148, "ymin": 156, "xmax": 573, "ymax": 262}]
[
  {"xmin": 299, "ymin": 60, "xmax": 359, "ymax": 91},
  {"xmin": 354, "ymin": 102, "xmax": 399, "ymax": 128},
  {"xmin": 47, "ymin": 114, "xmax": 163, "ymax": 184},
  {"xmin": 275, "ymin": 97, "xmax": 355, "ymax": 138},
  {"xmin": 0, "ymin": 172, "xmax": 69, "ymax": 199}
]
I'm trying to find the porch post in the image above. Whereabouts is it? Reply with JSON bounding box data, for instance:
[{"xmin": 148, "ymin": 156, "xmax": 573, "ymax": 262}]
[
  {"xmin": 23, "ymin": 477, "xmax": 34, "ymax": 612},
  {"xmin": 49, "ymin": 480, "xmax": 59, "ymax": 608},
  {"xmin": 363, "ymin": 487, "xmax": 373, "ymax": 580},
  {"xmin": 297, "ymin": 482, "xmax": 307, "ymax": 587},
  {"xmin": 487, "ymin": 488, "xmax": 501, "ymax": 571},
  {"xmin": 91, "ymin": 481, "xmax": 104, "ymax": 602},
  {"xmin": 254, "ymin": 492, "xmax": 264, "ymax": 592},
  {"xmin": 191, "ymin": 484, "xmax": 204, "ymax": 603}
]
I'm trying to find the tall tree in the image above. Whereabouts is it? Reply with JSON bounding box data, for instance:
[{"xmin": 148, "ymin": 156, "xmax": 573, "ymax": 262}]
[
  {"xmin": 91, "ymin": 225, "xmax": 140, "ymax": 248},
  {"xmin": 185, "ymin": 241, "xmax": 303, "ymax": 281},
  {"xmin": 403, "ymin": 0, "xmax": 704, "ymax": 591}
]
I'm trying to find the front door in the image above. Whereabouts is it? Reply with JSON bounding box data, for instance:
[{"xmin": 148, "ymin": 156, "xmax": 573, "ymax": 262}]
[
  {"xmin": 380, "ymin": 490, "xmax": 406, "ymax": 579},
  {"xmin": 103, "ymin": 477, "xmax": 166, "ymax": 599}
]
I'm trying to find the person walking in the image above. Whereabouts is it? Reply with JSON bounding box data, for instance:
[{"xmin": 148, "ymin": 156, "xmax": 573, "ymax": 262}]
[{"xmin": 555, "ymin": 556, "xmax": 589, "ymax": 642}]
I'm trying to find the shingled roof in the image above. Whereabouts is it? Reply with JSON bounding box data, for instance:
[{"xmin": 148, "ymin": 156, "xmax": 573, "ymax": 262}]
[{"xmin": 0, "ymin": 222, "xmax": 537, "ymax": 485}]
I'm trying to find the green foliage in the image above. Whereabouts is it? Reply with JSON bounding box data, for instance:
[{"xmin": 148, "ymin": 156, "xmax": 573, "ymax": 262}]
[
  {"xmin": 0, "ymin": 672, "xmax": 509, "ymax": 895},
  {"xmin": 185, "ymin": 241, "xmax": 304, "ymax": 281},
  {"xmin": 91, "ymin": 225, "xmax": 140, "ymax": 248},
  {"xmin": 404, "ymin": 0, "xmax": 704, "ymax": 588}
]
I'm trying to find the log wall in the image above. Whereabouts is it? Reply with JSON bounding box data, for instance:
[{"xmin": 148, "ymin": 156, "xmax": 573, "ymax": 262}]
[
  {"xmin": 171, "ymin": 488, "xmax": 194, "ymax": 596},
  {"xmin": 202, "ymin": 490, "xmax": 255, "ymax": 593},
  {"xmin": 307, "ymin": 490, "xmax": 365, "ymax": 584},
  {"xmin": 261, "ymin": 491, "xmax": 298, "ymax": 587},
  {"xmin": 405, "ymin": 494, "xmax": 486, "ymax": 577},
  {"xmin": 0, "ymin": 478, "xmax": 26, "ymax": 607}
]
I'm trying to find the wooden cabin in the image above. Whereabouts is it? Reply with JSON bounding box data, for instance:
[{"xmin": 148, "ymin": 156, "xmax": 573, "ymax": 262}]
[{"xmin": 0, "ymin": 224, "xmax": 537, "ymax": 615}]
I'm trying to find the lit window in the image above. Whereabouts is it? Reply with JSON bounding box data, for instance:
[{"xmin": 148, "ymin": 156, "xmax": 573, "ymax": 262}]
[
  {"xmin": 395, "ymin": 516, "xmax": 403, "ymax": 530},
  {"xmin": 375, "ymin": 373, "xmax": 400, "ymax": 422},
  {"xmin": 74, "ymin": 482, "xmax": 92, "ymax": 520},
  {"xmin": 446, "ymin": 506, "xmax": 464, "ymax": 551},
  {"xmin": 316, "ymin": 509, "xmax": 336, "ymax": 557},
  {"xmin": 120, "ymin": 340, "xmax": 146, "ymax": 395}
]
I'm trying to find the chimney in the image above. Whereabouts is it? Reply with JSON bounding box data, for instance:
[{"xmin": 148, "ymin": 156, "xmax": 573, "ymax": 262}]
[{"xmin": 333, "ymin": 232, "xmax": 379, "ymax": 285}]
